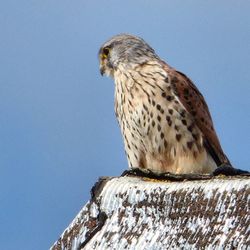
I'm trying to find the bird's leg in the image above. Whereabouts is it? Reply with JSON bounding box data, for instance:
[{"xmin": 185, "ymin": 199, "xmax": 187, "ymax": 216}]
[
  {"xmin": 121, "ymin": 168, "xmax": 152, "ymax": 177},
  {"xmin": 121, "ymin": 168, "xmax": 212, "ymax": 181},
  {"xmin": 122, "ymin": 165, "xmax": 250, "ymax": 179},
  {"xmin": 121, "ymin": 167, "xmax": 169, "ymax": 180},
  {"xmin": 213, "ymin": 164, "xmax": 250, "ymax": 176}
]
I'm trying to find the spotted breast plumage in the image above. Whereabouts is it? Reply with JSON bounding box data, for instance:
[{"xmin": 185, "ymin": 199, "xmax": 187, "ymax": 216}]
[{"xmin": 99, "ymin": 34, "xmax": 230, "ymax": 174}]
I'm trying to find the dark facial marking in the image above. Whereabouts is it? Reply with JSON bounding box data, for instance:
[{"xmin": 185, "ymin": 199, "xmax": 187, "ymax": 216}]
[{"xmin": 102, "ymin": 47, "xmax": 110, "ymax": 56}]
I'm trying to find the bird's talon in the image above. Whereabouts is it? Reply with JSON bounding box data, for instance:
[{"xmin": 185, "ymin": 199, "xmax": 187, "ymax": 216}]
[{"xmin": 213, "ymin": 164, "xmax": 249, "ymax": 176}]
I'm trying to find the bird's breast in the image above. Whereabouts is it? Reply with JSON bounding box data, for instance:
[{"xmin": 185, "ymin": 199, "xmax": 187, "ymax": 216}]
[{"xmin": 112, "ymin": 63, "xmax": 217, "ymax": 174}]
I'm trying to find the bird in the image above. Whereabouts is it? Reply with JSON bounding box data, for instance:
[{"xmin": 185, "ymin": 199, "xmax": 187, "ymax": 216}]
[{"xmin": 98, "ymin": 34, "xmax": 231, "ymax": 175}]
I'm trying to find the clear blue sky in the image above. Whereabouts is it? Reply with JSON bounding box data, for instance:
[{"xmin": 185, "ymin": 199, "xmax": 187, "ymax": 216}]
[{"xmin": 0, "ymin": 1, "xmax": 249, "ymax": 249}]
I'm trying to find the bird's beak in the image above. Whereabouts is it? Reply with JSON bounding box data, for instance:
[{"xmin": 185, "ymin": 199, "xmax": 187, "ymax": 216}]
[
  {"xmin": 99, "ymin": 55, "xmax": 106, "ymax": 76},
  {"xmin": 100, "ymin": 65, "xmax": 105, "ymax": 76}
]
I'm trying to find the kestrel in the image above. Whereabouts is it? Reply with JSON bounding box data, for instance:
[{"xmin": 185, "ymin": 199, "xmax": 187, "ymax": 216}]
[{"xmin": 99, "ymin": 34, "xmax": 231, "ymax": 174}]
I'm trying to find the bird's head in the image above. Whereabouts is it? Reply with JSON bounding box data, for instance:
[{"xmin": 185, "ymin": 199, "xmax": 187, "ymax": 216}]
[{"xmin": 98, "ymin": 34, "xmax": 158, "ymax": 77}]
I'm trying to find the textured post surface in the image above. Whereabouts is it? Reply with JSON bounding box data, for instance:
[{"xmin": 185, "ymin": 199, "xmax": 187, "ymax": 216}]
[{"xmin": 51, "ymin": 176, "xmax": 250, "ymax": 250}]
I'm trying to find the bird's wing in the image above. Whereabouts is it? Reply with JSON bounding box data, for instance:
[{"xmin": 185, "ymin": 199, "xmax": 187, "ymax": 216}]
[{"xmin": 161, "ymin": 62, "xmax": 230, "ymax": 166}]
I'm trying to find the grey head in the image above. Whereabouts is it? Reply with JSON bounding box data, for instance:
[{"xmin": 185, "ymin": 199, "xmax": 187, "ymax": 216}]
[{"xmin": 99, "ymin": 34, "xmax": 159, "ymax": 77}]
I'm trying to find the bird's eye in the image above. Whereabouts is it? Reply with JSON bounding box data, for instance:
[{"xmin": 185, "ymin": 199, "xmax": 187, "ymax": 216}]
[{"xmin": 102, "ymin": 47, "xmax": 110, "ymax": 58}]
